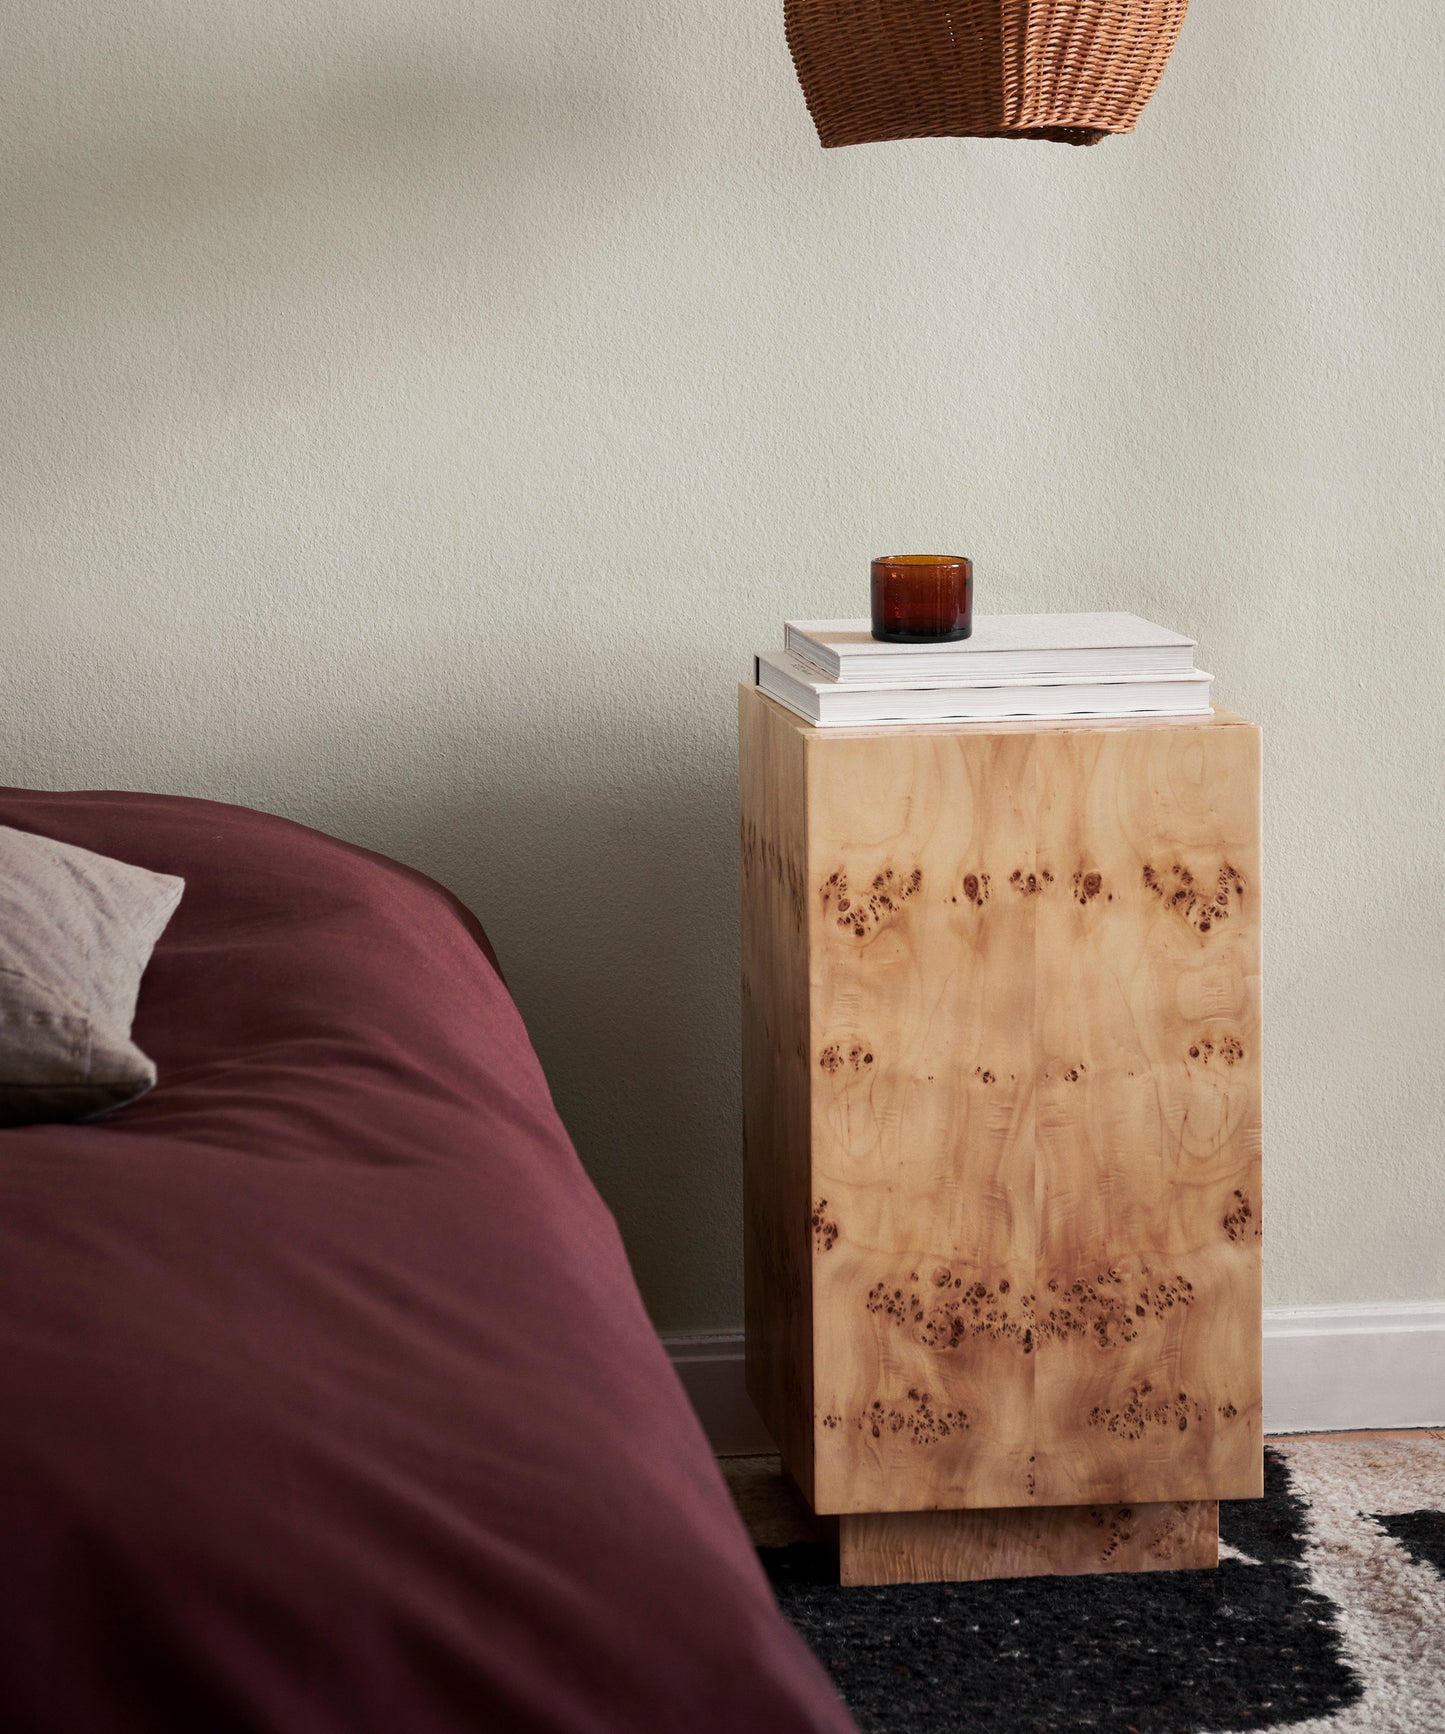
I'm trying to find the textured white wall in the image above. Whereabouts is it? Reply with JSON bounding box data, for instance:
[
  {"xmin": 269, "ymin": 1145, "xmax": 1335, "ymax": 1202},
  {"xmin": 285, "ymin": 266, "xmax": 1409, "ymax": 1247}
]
[{"xmin": 4, "ymin": 0, "xmax": 1443, "ymax": 1327}]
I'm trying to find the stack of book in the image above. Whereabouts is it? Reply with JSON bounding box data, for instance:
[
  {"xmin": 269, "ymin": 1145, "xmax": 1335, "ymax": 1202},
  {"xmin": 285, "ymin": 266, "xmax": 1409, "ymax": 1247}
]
[{"xmin": 754, "ymin": 613, "xmax": 1211, "ymax": 726}]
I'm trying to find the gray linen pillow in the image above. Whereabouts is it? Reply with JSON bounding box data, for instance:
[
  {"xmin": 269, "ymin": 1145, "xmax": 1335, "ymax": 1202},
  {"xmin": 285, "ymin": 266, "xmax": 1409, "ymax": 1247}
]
[{"xmin": 0, "ymin": 825, "xmax": 184, "ymax": 1126}]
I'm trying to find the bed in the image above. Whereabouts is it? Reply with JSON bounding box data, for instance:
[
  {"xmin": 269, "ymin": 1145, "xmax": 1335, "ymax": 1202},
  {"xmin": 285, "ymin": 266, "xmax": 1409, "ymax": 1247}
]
[{"xmin": 0, "ymin": 788, "xmax": 853, "ymax": 1734}]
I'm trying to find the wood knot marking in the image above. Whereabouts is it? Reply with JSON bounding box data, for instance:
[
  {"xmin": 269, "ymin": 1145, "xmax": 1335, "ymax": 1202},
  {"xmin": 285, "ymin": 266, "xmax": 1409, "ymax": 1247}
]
[
  {"xmin": 1188, "ymin": 1036, "xmax": 1244, "ymax": 1066},
  {"xmin": 810, "ymin": 1198, "xmax": 839, "ymax": 1252},
  {"xmin": 1142, "ymin": 861, "xmax": 1244, "ymax": 934},
  {"xmin": 867, "ymin": 1263, "xmax": 1192, "ymax": 1356},
  {"xmin": 1145, "ymin": 1503, "xmax": 1200, "ymax": 1562},
  {"xmin": 972, "ymin": 1066, "xmax": 996, "ymax": 1084},
  {"xmin": 821, "ymin": 866, "xmax": 921, "ymax": 938},
  {"xmin": 1088, "ymin": 1382, "xmax": 1204, "ymax": 1441},
  {"xmin": 1097, "ymin": 1508, "xmax": 1136, "ymax": 1563},
  {"xmin": 819, "ymin": 1042, "xmax": 873, "ymax": 1075},
  {"xmin": 1222, "ymin": 1190, "xmax": 1258, "ymax": 1242},
  {"xmin": 959, "ymin": 871, "xmax": 990, "ymax": 908},
  {"xmin": 860, "ymin": 1390, "xmax": 968, "ymax": 1446},
  {"xmin": 1009, "ymin": 868, "xmax": 1052, "ymax": 896},
  {"xmin": 1073, "ymin": 869, "xmax": 1104, "ymax": 904}
]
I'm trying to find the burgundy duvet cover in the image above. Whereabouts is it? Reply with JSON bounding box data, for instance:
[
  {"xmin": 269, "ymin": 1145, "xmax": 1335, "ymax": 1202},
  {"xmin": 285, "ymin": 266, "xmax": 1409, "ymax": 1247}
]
[{"xmin": 0, "ymin": 789, "xmax": 853, "ymax": 1734}]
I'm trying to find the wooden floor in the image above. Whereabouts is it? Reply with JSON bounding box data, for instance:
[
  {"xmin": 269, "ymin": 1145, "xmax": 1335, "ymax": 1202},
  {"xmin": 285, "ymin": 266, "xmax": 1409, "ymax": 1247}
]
[{"xmin": 1270, "ymin": 1428, "xmax": 1444, "ymax": 1445}]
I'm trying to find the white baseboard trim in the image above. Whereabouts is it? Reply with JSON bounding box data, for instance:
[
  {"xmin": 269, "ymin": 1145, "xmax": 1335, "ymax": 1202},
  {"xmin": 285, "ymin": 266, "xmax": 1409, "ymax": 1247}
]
[
  {"xmin": 665, "ymin": 1304, "xmax": 1445, "ymax": 1455},
  {"xmin": 665, "ymin": 1332, "xmax": 777, "ymax": 1457},
  {"xmin": 1260, "ymin": 1302, "xmax": 1445, "ymax": 1435}
]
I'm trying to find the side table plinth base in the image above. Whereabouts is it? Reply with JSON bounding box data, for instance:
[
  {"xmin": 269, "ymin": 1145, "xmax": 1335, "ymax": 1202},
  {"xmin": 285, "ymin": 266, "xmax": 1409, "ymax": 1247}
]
[{"xmin": 837, "ymin": 1499, "xmax": 1219, "ymax": 1586}]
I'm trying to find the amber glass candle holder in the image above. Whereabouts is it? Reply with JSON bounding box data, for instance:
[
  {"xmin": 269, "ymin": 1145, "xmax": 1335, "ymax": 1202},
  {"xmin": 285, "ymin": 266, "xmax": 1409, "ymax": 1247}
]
[{"xmin": 870, "ymin": 555, "xmax": 973, "ymax": 643}]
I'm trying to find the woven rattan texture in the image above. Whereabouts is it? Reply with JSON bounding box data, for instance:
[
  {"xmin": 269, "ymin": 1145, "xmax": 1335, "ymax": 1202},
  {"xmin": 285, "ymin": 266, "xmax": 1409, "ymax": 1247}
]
[{"xmin": 785, "ymin": 0, "xmax": 1190, "ymax": 148}]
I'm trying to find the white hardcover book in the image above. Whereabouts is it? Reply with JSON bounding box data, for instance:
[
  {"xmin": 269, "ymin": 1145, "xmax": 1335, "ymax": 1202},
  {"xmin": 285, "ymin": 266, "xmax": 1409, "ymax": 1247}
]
[
  {"xmin": 754, "ymin": 650, "xmax": 1214, "ymax": 728},
  {"xmin": 784, "ymin": 613, "xmax": 1196, "ymax": 684}
]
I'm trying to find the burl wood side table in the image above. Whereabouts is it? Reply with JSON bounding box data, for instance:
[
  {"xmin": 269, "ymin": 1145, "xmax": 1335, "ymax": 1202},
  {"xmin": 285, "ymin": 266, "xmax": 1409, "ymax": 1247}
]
[{"xmin": 739, "ymin": 685, "xmax": 1262, "ymax": 1586}]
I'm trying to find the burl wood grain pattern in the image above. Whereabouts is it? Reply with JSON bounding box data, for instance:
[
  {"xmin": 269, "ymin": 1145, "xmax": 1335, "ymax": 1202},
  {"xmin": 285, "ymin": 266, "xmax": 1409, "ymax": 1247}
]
[
  {"xmin": 741, "ymin": 686, "xmax": 816, "ymax": 1501},
  {"xmin": 839, "ymin": 1498, "xmax": 1219, "ymax": 1586},
  {"xmin": 739, "ymin": 687, "xmax": 1262, "ymax": 1570}
]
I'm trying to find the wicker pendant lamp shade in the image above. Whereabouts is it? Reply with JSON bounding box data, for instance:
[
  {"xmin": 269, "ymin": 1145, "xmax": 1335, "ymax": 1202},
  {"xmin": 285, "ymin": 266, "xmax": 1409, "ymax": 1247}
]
[{"xmin": 785, "ymin": 0, "xmax": 1190, "ymax": 148}]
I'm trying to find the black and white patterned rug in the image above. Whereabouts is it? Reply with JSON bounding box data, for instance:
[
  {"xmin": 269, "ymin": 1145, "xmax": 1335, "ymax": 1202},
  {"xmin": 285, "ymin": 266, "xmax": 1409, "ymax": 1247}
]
[{"xmin": 732, "ymin": 1437, "xmax": 1445, "ymax": 1733}]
